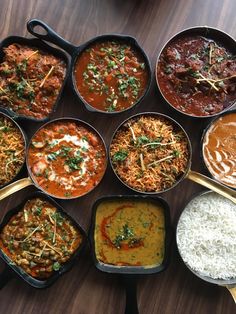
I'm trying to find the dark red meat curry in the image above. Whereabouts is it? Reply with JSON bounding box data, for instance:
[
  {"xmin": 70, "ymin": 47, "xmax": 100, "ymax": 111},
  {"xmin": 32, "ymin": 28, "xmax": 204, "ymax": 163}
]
[{"xmin": 157, "ymin": 36, "xmax": 236, "ymax": 116}]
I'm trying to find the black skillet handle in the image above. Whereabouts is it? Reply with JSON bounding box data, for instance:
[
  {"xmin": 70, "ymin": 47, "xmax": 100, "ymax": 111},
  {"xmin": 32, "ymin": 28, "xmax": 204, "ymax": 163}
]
[
  {"xmin": 27, "ymin": 19, "xmax": 77, "ymax": 56},
  {"xmin": 123, "ymin": 275, "xmax": 139, "ymax": 314},
  {"xmin": 0, "ymin": 267, "xmax": 13, "ymax": 289},
  {"xmin": 0, "ymin": 107, "xmax": 18, "ymax": 121}
]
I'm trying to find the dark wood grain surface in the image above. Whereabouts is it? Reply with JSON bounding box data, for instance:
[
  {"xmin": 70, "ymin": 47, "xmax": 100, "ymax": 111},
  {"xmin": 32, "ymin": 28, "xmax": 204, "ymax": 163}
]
[{"xmin": 0, "ymin": 0, "xmax": 235, "ymax": 313}]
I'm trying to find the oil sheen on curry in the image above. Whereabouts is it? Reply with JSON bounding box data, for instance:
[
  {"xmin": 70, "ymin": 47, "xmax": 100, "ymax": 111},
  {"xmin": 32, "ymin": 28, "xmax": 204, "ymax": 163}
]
[
  {"xmin": 74, "ymin": 40, "xmax": 148, "ymax": 112},
  {"xmin": 157, "ymin": 36, "xmax": 236, "ymax": 116},
  {"xmin": 28, "ymin": 120, "xmax": 106, "ymax": 198},
  {"xmin": 203, "ymin": 112, "xmax": 236, "ymax": 188},
  {"xmin": 0, "ymin": 197, "xmax": 83, "ymax": 279},
  {"xmin": 0, "ymin": 44, "xmax": 66, "ymax": 119},
  {"xmin": 95, "ymin": 200, "xmax": 165, "ymax": 267}
]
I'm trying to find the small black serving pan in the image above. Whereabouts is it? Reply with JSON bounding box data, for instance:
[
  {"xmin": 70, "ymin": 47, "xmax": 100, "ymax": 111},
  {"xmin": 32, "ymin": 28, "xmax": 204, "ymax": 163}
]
[
  {"xmin": 0, "ymin": 191, "xmax": 87, "ymax": 289},
  {"xmin": 155, "ymin": 26, "xmax": 236, "ymax": 119},
  {"xmin": 0, "ymin": 117, "xmax": 107, "ymax": 201},
  {"xmin": 89, "ymin": 195, "xmax": 172, "ymax": 314},
  {"xmin": 26, "ymin": 19, "xmax": 152, "ymax": 115},
  {"xmin": 0, "ymin": 111, "xmax": 27, "ymax": 189},
  {"xmin": 0, "ymin": 35, "xmax": 70, "ymax": 122},
  {"xmin": 176, "ymin": 190, "xmax": 236, "ymax": 303},
  {"xmin": 201, "ymin": 109, "xmax": 236, "ymax": 189}
]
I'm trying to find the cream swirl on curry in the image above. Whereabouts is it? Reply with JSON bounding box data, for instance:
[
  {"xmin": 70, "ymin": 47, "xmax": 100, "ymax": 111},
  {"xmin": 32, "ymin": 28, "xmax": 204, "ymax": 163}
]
[{"xmin": 28, "ymin": 120, "xmax": 106, "ymax": 198}]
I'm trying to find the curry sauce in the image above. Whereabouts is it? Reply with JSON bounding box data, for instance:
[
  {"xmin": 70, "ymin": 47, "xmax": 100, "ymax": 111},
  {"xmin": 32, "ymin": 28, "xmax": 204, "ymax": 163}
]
[
  {"xmin": 157, "ymin": 36, "xmax": 236, "ymax": 116},
  {"xmin": 0, "ymin": 197, "xmax": 83, "ymax": 279},
  {"xmin": 0, "ymin": 44, "xmax": 66, "ymax": 119},
  {"xmin": 28, "ymin": 120, "xmax": 106, "ymax": 198},
  {"xmin": 75, "ymin": 40, "xmax": 148, "ymax": 112},
  {"xmin": 95, "ymin": 200, "xmax": 165, "ymax": 267},
  {"xmin": 203, "ymin": 112, "xmax": 236, "ymax": 188}
]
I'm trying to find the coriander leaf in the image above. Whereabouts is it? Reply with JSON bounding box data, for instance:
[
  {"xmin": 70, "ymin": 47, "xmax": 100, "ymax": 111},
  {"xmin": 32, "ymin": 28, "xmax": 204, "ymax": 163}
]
[
  {"xmin": 113, "ymin": 150, "xmax": 128, "ymax": 162},
  {"xmin": 136, "ymin": 135, "xmax": 150, "ymax": 145},
  {"xmin": 173, "ymin": 150, "xmax": 180, "ymax": 157},
  {"xmin": 65, "ymin": 155, "xmax": 83, "ymax": 171}
]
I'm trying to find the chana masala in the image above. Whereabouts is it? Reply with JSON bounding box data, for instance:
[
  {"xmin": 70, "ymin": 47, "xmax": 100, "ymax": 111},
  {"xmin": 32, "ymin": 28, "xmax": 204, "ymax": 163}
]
[
  {"xmin": 0, "ymin": 197, "xmax": 83, "ymax": 279},
  {"xmin": 95, "ymin": 199, "xmax": 165, "ymax": 267},
  {"xmin": 157, "ymin": 36, "xmax": 236, "ymax": 116},
  {"xmin": 0, "ymin": 113, "xmax": 25, "ymax": 186},
  {"xmin": 74, "ymin": 40, "xmax": 149, "ymax": 112},
  {"xmin": 28, "ymin": 120, "xmax": 106, "ymax": 198},
  {"xmin": 0, "ymin": 44, "xmax": 66, "ymax": 119},
  {"xmin": 110, "ymin": 115, "xmax": 190, "ymax": 192}
]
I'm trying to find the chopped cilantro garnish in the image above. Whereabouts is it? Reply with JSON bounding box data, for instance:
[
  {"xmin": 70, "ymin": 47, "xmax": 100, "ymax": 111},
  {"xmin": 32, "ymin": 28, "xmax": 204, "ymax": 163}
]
[{"xmin": 113, "ymin": 150, "xmax": 128, "ymax": 162}]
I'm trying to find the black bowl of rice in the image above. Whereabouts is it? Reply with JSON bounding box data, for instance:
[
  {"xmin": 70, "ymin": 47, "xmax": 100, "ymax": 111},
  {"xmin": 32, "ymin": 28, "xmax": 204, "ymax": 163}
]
[
  {"xmin": 109, "ymin": 112, "xmax": 191, "ymax": 194},
  {"xmin": 0, "ymin": 112, "xmax": 26, "ymax": 188},
  {"xmin": 176, "ymin": 190, "xmax": 236, "ymax": 287}
]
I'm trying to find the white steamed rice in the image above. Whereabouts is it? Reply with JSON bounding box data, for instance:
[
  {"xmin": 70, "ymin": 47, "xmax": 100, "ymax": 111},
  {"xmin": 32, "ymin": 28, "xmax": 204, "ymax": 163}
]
[{"xmin": 177, "ymin": 192, "xmax": 236, "ymax": 280}]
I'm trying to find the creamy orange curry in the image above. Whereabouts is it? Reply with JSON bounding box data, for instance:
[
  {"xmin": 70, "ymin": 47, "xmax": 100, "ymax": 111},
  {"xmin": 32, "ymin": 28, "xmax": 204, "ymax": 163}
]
[
  {"xmin": 28, "ymin": 120, "xmax": 106, "ymax": 198},
  {"xmin": 203, "ymin": 112, "xmax": 236, "ymax": 188}
]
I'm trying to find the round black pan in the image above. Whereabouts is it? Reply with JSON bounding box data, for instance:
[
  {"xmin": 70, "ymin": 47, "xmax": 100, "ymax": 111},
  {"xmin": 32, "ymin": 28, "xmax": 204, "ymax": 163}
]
[
  {"xmin": 200, "ymin": 109, "xmax": 236, "ymax": 190},
  {"xmin": 155, "ymin": 26, "xmax": 236, "ymax": 119},
  {"xmin": 0, "ymin": 111, "xmax": 27, "ymax": 189},
  {"xmin": 0, "ymin": 190, "xmax": 87, "ymax": 289},
  {"xmin": 89, "ymin": 195, "xmax": 173, "ymax": 314},
  {"xmin": 176, "ymin": 190, "xmax": 236, "ymax": 303},
  {"xmin": 0, "ymin": 35, "xmax": 70, "ymax": 122},
  {"xmin": 26, "ymin": 19, "xmax": 152, "ymax": 115},
  {"xmin": 0, "ymin": 117, "xmax": 107, "ymax": 201}
]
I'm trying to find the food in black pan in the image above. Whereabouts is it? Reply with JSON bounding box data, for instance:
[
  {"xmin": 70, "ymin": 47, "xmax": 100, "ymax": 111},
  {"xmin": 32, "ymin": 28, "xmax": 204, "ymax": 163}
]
[
  {"xmin": 0, "ymin": 197, "xmax": 83, "ymax": 279},
  {"xmin": 0, "ymin": 44, "xmax": 66, "ymax": 119},
  {"xmin": 110, "ymin": 114, "xmax": 189, "ymax": 192},
  {"xmin": 202, "ymin": 111, "xmax": 236, "ymax": 189},
  {"xmin": 74, "ymin": 40, "xmax": 149, "ymax": 112},
  {"xmin": 157, "ymin": 35, "xmax": 236, "ymax": 117},
  {"xmin": 177, "ymin": 192, "xmax": 236, "ymax": 280},
  {"xmin": 94, "ymin": 199, "xmax": 165, "ymax": 267},
  {"xmin": 27, "ymin": 119, "xmax": 107, "ymax": 198},
  {"xmin": 0, "ymin": 113, "xmax": 25, "ymax": 186}
]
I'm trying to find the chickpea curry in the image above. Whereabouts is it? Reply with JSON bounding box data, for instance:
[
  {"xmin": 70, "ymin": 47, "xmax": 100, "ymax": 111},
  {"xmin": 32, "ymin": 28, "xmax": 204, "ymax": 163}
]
[
  {"xmin": 0, "ymin": 44, "xmax": 66, "ymax": 119},
  {"xmin": 28, "ymin": 120, "xmax": 107, "ymax": 198},
  {"xmin": 94, "ymin": 199, "xmax": 165, "ymax": 267},
  {"xmin": 75, "ymin": 40, "xmax": 149, "ymax": 112},
  {"xmin": 0, "ymin": 197, "xmax": 83, "ymax": 279},
  {"xmin": 157, "ymin": 36, "xmax": 236, "ymax": 116}
]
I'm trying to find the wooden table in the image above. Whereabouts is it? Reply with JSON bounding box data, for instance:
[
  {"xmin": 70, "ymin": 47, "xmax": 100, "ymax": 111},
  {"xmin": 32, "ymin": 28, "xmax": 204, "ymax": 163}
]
[{"xmin": 0, "ymin": 0, "xmax": 235, "ymax": 313}]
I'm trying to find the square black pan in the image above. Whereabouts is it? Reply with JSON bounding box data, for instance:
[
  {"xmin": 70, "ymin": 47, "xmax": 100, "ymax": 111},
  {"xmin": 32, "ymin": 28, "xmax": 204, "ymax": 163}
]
[
  {"xmin": 89, "ymin": 195, "xmax": 173, "ymax": 314},
  {"xmin": 0, "ymin": 35, "xmax": 70, "ymax": 122},
  {"xmin": 0, "ymin": 191, "xmax": 87, "ymax": 289}
]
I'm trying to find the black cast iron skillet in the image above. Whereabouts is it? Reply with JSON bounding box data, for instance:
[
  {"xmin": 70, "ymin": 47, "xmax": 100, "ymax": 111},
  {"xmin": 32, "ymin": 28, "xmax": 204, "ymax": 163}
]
[
  {"xmin": 0, "ymin": 35, "xmax": 70, "ymax": 122},
  {"xmin": 155, "ymin": 26, "xmax": 236, "ymax": 119},
  {"xmin": 176, "ymin": 190, "xmax": 236, "ymax": 303},
  {"xmin": 89, "ymin": 195, "xmax": 172, "ymax": 314},
  {"xmin": 0, "ymin": 111, "xmax": 27, "ymax": 189},
  {"xmin": 0, "ymin": 117, "xmax": 107, "ymax": 201},
  {"xmin": 0, "ymin": 190, "xmax": 87, "ymax": 289},
  {"xmin": 109, "ymin": 112, "xmax": 236, "ymax": 204},
  {"xmin": 201, "ymin": 109, "xmax": 236, "ymax": 189},
  {"xmin": 26, "ymin": 19, "xmax": 152, "ymax": 114}
]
